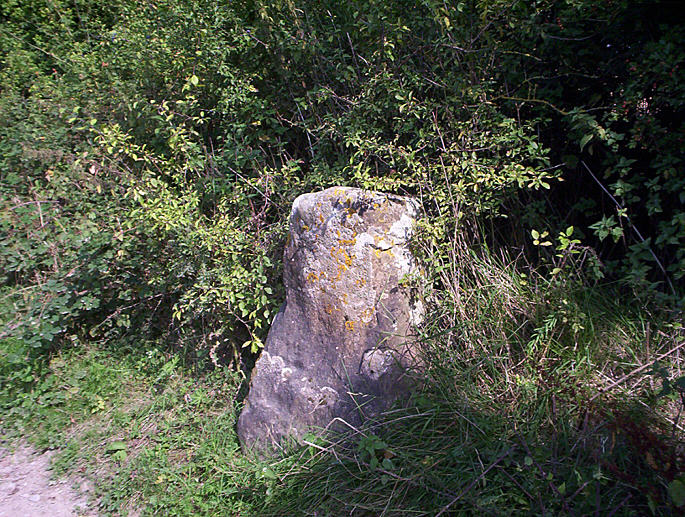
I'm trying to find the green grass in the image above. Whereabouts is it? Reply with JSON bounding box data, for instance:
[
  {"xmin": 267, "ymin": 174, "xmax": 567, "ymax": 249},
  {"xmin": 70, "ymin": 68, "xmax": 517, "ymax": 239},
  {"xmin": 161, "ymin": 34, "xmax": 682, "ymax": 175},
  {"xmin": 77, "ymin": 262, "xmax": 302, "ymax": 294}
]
[
  {"xmin": 1, "ymin": 249, "xmax": 683, "ymax": 515},
  {"xmin": 252, "ymin": 249, "xmax": 684, "ymax": 516}
]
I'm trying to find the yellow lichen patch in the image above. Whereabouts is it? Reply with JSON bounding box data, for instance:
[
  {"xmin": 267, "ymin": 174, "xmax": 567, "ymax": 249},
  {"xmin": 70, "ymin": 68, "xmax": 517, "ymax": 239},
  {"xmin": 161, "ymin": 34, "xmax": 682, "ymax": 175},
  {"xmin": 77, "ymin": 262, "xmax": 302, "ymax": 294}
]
[
  {"xmin": 323, "ymin": 302, "xmax": 341, "ymax": 315},
  {"xmin": 345, "ymin": 320, "xmax": 355, "ymax": 331},
  {"xmin": 329, "ymin": 246, "xmax": 354, "ymax": 269},
  {"xmin": 306, "ymin": 272, "xmax": 319, "ymax": 282},
  {"xmin": 355, "ymin": 278, "xmax": 366, "ymax": 287},
  {"xmin": 341, "ymin": 293, "xmax": 348, "ymax": 304},
  {"xmin": 338, "ymin": 237, "xmax": 356, "ymax": 246},
  {"xmin": 318, "ymin": 213, "xmax": 324, "ymax": 223},
  {"xmin": 360, "ymin": 307, "xmax": 376, "ymax": 325}
]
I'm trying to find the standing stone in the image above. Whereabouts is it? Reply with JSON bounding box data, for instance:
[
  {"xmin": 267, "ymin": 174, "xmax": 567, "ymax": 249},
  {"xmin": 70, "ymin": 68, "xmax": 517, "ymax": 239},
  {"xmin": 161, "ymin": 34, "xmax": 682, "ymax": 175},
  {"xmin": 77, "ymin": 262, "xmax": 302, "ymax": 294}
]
[{"xmin": 237, "ymin": 186, "xmax": 423, "ymax": 450}]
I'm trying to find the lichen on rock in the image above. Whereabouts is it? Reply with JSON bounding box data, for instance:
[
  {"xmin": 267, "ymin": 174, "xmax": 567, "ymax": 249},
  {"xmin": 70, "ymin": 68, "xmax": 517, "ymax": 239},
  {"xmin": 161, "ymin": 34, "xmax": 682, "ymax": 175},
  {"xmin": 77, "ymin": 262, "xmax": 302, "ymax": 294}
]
[{"xmin": 237, "ymin": 186, "xmax": 423, "ymax": 451}]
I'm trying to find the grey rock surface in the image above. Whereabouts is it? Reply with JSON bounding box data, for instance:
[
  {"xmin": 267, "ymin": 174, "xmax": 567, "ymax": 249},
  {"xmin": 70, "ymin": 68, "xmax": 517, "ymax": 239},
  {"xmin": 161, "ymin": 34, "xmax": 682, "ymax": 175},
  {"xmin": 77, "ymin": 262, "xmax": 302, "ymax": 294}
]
[{"xmin": 238, "ymin": 186, "xmax": 423, "ymax": 451}]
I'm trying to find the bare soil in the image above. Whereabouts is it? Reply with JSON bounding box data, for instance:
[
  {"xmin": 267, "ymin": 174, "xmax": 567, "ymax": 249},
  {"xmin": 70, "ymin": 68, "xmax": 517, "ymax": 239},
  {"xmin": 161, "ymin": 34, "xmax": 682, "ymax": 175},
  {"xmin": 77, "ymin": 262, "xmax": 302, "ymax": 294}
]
[{"xmin": 0, "ymin": 442, "xmax": 94, "ymax": 517}]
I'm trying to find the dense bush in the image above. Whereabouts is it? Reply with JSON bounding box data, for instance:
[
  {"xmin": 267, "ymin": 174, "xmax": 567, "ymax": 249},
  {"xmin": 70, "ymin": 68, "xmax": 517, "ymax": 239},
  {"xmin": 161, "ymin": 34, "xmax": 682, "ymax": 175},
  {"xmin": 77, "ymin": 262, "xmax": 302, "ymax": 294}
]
[{"xmin": 1, "ymin": 0, "xmax": 682, "ymax": 366}]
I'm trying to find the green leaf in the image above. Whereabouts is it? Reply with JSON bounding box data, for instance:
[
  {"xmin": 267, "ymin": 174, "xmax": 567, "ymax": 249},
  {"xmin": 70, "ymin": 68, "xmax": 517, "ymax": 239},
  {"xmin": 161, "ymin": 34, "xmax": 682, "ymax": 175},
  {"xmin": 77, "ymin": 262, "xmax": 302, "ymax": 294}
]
[
  {"xmin": 524, "ymin": 456, "xmax": 533, "ymax": 466},
  {"xmin": 261, "ymin": 467, "xmax": 277, "ymax": 480},
  {"xmin": 674, "ymin": 376, "xmax": 685, "ymax": 392},
  {"xmin": 112, "ymin": 450, "xmax": 127, "ymax": 462},
  {"xmin": 562, "ymin": 154, "xmax": 579, "ymax": 168},
  {"xmin": 580, "ymin": 133, "xmax": 593, "ymax": 151},
  {"xmin": 105, "ymin": 441, "xmax": 127, "ymax": 453},
  {"xmin": 189, "ymin": 75, "xmax": 199, "ymax": 86},
  {"xmin": 668, "ymin": 479, "xmax": 685, "ymax": 507}
]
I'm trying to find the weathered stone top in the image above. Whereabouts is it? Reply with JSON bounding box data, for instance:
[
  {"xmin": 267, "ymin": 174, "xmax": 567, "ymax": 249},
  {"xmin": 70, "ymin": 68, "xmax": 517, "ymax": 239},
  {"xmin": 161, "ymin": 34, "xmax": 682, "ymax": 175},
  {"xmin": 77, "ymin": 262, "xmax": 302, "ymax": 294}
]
[{"xmin": 237, "ymin": 187, "xmax": 423, "ymax": 451}]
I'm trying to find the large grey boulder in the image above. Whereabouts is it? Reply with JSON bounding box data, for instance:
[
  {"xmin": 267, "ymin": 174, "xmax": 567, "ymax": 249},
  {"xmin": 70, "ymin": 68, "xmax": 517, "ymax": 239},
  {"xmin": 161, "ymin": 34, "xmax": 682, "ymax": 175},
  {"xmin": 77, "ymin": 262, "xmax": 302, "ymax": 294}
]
[{"xmin": 237, "ymin": 186, "xmax": 423, "ymax": 451}]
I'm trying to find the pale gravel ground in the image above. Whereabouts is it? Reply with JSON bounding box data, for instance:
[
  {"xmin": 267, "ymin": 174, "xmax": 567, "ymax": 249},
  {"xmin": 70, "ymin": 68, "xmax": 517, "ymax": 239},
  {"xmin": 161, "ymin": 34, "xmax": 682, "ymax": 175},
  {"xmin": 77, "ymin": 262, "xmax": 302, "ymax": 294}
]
[{"xmin": 0, "ymin": 442, "xmax": 94, "ymax": 517}]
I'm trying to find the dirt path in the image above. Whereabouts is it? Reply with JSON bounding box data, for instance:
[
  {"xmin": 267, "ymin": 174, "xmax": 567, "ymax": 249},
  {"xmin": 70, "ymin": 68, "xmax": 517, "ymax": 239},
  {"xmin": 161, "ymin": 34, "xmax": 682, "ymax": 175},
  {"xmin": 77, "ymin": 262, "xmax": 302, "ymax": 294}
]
[{"xmin": 0, "ymin": 442, "xmax": 93, "ymax": 517}]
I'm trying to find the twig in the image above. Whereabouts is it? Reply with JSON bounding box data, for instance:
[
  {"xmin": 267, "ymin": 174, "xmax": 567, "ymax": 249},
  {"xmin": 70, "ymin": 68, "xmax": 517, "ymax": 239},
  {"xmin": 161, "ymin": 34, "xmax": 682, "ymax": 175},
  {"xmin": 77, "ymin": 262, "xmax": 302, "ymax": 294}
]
[
  {"xmin": 581, "ymin": 160, "xmax": 675, "ymax": 296},
  {"xmin": 35, "ymin": 198, "xmax": 45, "ymax": 227},
  {"xmin": 568, "ymin": 479, "xmax": 593, "ymax": 504},
  {"xmin": 497, "ymin": 466, "xmax": 535, "ymax": 502},
  {"xmin": 0, "ymin": 27, "xmax": 68, "ymax": 64},
  {"xmin": 496, "ymin": 95, "xmax": 569, "ymax": 115},
  {"xmin": 9, "ymin": 200, "xmax": 60, "ymax": 210},
  {"xmin": 607, "ymin": 494, "xmax": 632, "ymax": 517},
  {"xmin": 589, "ymin": 341, "xmax": 685, "ymax": 402},
  {"xmin": 346, "ymin": 32, "xmax": 360, "ymax": 71},
  {"xmin": 637, "ymin": 399, "xmax": 685, "ymax": 434},
  {"xmin": 295, "ymin": 103, "xmax": 315, "ymax": 160},
  {"xmin": 467, "ymin": 0, "xmax": 518, "ymax": 49},
  {"xmin": 224, "ymin": 164, "xmax": 284, "ymax": 213},
  {"xmin": 435, "ymin": 448, "xmax": 513, "ymax": 516},
  {"xmin": 545, "ymin": 33, "xmax": 595, "ymax": 42}
]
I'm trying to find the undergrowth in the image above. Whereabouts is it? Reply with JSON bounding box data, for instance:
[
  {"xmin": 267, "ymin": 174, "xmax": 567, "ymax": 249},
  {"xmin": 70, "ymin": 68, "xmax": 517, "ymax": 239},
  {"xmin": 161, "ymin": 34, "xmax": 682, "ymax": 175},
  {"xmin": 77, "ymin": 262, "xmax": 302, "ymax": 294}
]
[
  {"xmin": 1, "ymin": 242, "xmax": 683, "ymax": 515},
  {"xmin": 251, "ymin": 244, "xmax": 684, "ymax": 516}
]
